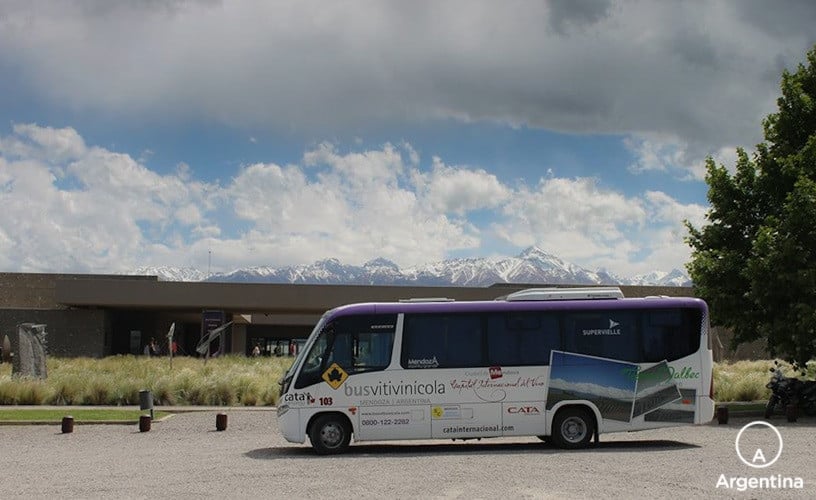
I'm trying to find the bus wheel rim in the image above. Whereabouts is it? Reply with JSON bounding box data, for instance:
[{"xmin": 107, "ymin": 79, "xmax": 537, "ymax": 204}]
[
  {"xmin": 320, "ymin": 422, "xmax": 343, "ymax": 448},
  {"xmin": 561, "ymin": 416, "xmax": 587, "ymax": 443}
]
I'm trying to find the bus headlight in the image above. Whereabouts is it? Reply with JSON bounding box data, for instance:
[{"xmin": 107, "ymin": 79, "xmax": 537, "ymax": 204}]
[{"xmin": 277, "ymin": 404, "xmax": 290, "ymax": 417}]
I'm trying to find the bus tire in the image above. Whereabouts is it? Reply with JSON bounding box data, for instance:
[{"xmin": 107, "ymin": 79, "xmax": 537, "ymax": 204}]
[
  {"xmin": 309, "ymin": 414, "xmax": 351, "ymax": 455},
  {"xmin": 551, "ymin": 407, "xmax": 595, "ymax": 450}
]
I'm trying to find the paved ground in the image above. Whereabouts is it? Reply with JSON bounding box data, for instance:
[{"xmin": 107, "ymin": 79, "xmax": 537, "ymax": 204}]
[{"xmin": 0, "ymin": 409, "xmax": 813, "ymax": 499}]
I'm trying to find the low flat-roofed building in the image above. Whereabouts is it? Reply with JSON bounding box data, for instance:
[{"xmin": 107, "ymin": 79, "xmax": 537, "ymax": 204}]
[{"xmin": 0, "ymin": 272, "xmax": 694, "ymax": 358}]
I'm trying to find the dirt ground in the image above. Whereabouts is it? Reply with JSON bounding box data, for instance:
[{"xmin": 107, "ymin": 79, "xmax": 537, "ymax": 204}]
[{"xmin": 0, "ymin": 410, "xmax": 813, "ymax": 499}]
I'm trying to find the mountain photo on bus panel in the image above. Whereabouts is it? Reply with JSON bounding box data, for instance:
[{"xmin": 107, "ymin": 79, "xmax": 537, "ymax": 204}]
[
  {"xmin": 547, "ymin": 351, "xmax": 637, "ymax": 423},
  {"xmin": 632, "ymin": 361, "xmax": 682, "ymax": 418}
]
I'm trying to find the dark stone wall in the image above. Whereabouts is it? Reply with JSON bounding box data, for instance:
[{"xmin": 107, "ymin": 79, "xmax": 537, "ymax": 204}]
[
  {"xmin": 0, "ymin": 273, "xmax": 66, "ymax": 309},
  {"xmin": 0, "ymin": 273, "xmax": 155, "ymax": 309},
  {"xmin": 0, "ymin": 309, "xmax": 109, "ymax": 358}
]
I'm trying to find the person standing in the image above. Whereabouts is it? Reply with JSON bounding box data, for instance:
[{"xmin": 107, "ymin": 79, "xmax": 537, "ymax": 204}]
[
  {"xmin": 150, "ymin": 338, "xmax": 161, "ymax": 356},
  {"xmin": 145, "ymin": 337, "xmax": 159, "ymax": 356}
]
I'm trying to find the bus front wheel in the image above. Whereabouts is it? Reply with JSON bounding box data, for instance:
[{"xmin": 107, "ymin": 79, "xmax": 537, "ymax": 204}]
[
  {"xmin": 551, "ymin": 408, "xmax": 595, "ymax": 449},
  {"xmin": 309, "ymin": 414, "xmax": 351, "ymax": 455}
]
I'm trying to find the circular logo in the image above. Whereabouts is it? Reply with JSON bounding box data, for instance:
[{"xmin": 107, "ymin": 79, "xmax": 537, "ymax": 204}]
[{"xmin": 734, "ymin": 421, "xmax": 783, "ymax": 469}]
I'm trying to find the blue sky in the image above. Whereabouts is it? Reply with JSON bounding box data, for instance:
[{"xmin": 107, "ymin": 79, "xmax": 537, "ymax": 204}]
[{"xmin": 1, "ymin": 0, "xmax": 815, "ymax": 278}]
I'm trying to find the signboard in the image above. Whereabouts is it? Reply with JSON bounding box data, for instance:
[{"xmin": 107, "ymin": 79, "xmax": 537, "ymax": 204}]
[
  {"xmin": 201, "ymin": 310, "xmax": 226, "ymax": 357},
  {"xmin": 196, "ymin": 321, "xmax": 233, "ymax": 356}
]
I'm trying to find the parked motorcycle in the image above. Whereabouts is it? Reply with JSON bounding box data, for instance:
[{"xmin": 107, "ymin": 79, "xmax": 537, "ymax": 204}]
[
  {"xmin": 765, "ymin": 360, "xmax": 816, "ymax": 418},
  {"xmin": 801, "ymin": 378, "xmax": 816, "ymax": 411}
]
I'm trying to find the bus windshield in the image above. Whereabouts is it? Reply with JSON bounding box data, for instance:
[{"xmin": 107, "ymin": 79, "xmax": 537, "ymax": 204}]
[
  {"xmin": 280, "ymin": 313, "xmax": 329, "ymax": 389},
  {"xmin": 294, "ymin": 313, "xmax": 397, "ymax": 389}
]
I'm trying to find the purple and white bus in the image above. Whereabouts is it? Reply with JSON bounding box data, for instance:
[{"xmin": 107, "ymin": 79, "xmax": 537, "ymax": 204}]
[{"xmin": 277, "ymin": 287, "xmax": 715, "ymax": 454}]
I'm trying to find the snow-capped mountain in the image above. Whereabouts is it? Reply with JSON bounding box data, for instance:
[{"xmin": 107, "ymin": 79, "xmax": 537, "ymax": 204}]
[
  {"xmin": 128, "ymin": 247, "xmax": 692, "ymax": 287},
  {"xmin": 130, "ymin": 266, "xmax": 208, "ymax": 282},
  {"xmin": 629, "ymin": 268, "xmax": 693, "ymax": 287}
]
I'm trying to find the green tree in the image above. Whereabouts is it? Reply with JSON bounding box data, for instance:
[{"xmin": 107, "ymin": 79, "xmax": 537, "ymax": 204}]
[{"xmin": 686, "ymin": 45, "xmax": 816, "ymax": 366}]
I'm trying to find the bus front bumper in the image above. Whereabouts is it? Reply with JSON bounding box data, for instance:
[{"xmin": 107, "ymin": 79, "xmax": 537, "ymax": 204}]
[{"xmin": 277, "ymin": 405, "xmax": 306, "ymax": 444}]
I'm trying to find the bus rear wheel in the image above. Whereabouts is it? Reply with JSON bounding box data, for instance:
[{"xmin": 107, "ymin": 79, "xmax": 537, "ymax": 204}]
[
  {"xmin": 309, "ymin": 414, "xmax": 351, "ymax": 455},
  {"xmin": 551, "ymin": 408, "xmax": 594, "ymax": 449}
]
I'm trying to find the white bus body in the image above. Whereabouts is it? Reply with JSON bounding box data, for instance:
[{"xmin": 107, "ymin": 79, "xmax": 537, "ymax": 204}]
[{"xmin": 277, "ymin": 288, "xmax": 715, "ymax": 454}]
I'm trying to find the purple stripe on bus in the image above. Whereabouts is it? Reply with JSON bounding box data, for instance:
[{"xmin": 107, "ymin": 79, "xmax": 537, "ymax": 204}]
[{"xmin": 323, "ymin": 297, "xmax": 707, "ymax": 321}]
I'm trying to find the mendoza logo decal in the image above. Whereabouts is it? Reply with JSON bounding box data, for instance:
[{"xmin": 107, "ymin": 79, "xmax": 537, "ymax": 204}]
[{"xmin": 322, "ymin": 363, "xmax": 349, "ymax": 390}]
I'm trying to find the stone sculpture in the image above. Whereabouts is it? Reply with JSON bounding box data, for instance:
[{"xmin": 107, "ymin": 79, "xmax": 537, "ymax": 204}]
[{"xmin": 11, "ymin": 323, "xmax": 48, "ymax": 379}]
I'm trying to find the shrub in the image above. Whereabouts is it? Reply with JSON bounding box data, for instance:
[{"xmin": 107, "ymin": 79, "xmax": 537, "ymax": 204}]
[
  {"xmin": 0, "ymin": 356, "xmax": 796, "ymax": 405},
  {"xmin": 0, "ymin": 379, "xmax": 21, "ymax": 404},
  {"xmin": 0, "ymin": 378, "xmax": 51, "ymax": 404}
]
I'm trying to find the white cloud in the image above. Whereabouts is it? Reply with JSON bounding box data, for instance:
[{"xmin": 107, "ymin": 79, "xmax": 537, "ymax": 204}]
[
  {"xmin": 644, "ymin": 191, "xmax": 707, "ymax": 228},
  {"xmin": 226, "ymin": 143, "xmax": 481, "ymax": 268},
  {"xmin": 486, "ymin": 177, "xmax": 710, "ymax": 275},
  {"xmin": 0, "ymin": 0, "xmax": 811, "ymax": 157},
  {"xmin": 495, "ymin": 177, "xmax": 646, "ymax": 258},
  {"xmin": 625, "ymin": 135, "xmax": 690, "ymax": 175},
  {"xmin": 0, "ymin": 124, "xmax": 219, "ymax": 272},
  {"xmin": 414, "ymin": 157, "xmax": 511, "ymax": 215},
  {"xmin": 3, "ymin": 1, "xmax": 808, "ymax": 278},
  {"xmin": 595, "ymin": 191, "xmax": 708, "ymax": 276},
  {"xmin": 0, "ymin": 123, "xmax": 711, "ymax": 276},
  {"xmin": 625, "ymin": 133, "xmax": 748, "ymax": 181},
  {"xmin": 0, "ymin": 123, "xmax": 87, "ymax": 166},
  {"xmin": 302, "ymin": 142, "xmax": 405, "ymax": 186}
]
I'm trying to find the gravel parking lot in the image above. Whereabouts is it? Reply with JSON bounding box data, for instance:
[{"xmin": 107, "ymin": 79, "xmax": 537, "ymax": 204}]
[{"xmin": 0, "ymin": 410, "xmax": 813, "ymax": 499}]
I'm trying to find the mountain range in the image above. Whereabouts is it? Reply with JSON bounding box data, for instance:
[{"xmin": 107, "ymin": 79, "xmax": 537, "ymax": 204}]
[{"xmin": 131, "ymin": 246, "xmax": 692, "ymax": 287}]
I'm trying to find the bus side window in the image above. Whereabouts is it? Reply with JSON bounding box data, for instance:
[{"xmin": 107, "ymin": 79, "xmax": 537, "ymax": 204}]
[
  {"xmin": 352, "ymin": 331, "xmax": 393, "ymax": 369},
  {"xmin": 328, "ymin": 333, "xmax": 353, "ymax": 368},
  {"xmin": 445, "ymin": 315, "xmax": 482, "ymax": 367},
  {"xmin": 402, "ymin": 315, "xmax": 447, "ymax": 367},
  {"xmin": 402, "ymin": 314, "xmax": 483, "ymax": 368},
  {"xmin": 642, "ymin": 309, "xmax": 700, "ymax": 362},
  {"xmin": 563, "ymin": 311, "xmax": 639, "ymax": 362},
  {"xmin": 487, "ymin": 312, "xmax": 558, "ymax": 366},
  {"xmin": 334, "ymin": 315, "xmax": 395, "ymax": 372},
  {"xmin": 518, "ymin": 314, "xmax": 559, "ymax": 365}
]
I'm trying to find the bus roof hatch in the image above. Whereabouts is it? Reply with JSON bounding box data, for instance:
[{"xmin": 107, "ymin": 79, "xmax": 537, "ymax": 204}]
[
  {"xmin": 501, "ymin": 287, "xmax": 624, "ymax": 301},
  {"xmin": 398, "ymin": 297, "xmax": 456, "ymax": 303}
]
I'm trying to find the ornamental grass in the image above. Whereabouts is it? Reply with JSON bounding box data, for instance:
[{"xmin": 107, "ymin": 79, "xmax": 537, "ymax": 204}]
[
  {"xmin": 0, "ymin": 356, "xmax": 812, "ymax": 405},
  {"xmin": 0, "ymin": 355, "xmax": 293, "ymax": 406}
]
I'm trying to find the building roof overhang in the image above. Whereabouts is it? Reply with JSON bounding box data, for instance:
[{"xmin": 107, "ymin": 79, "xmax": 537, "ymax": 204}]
[{"xmin": 54, "ymin": 276, "xmax": 694, "ymax": 316}]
